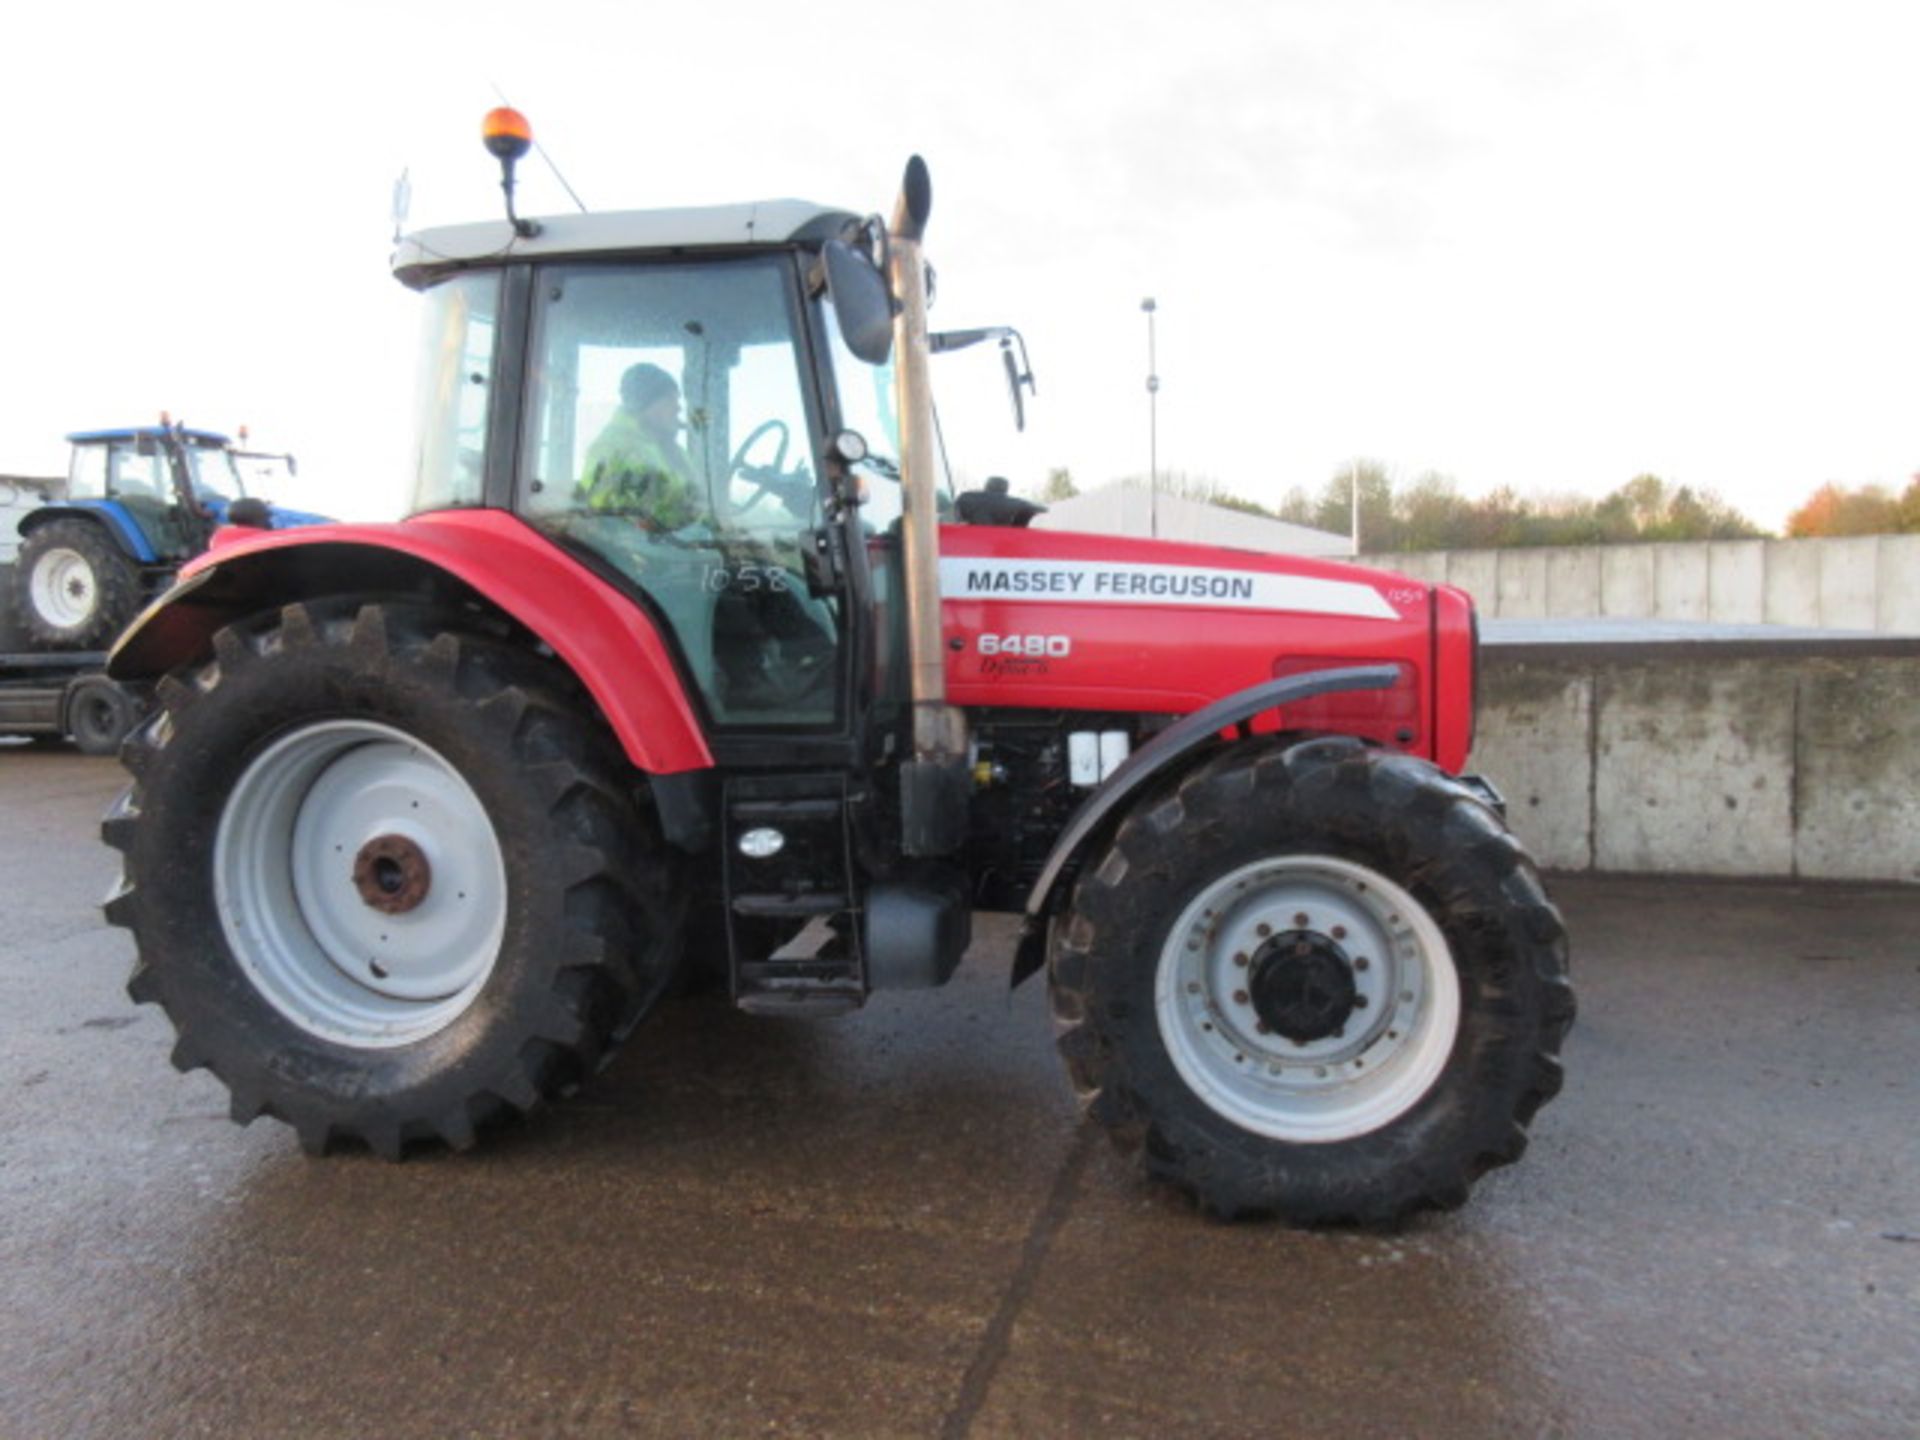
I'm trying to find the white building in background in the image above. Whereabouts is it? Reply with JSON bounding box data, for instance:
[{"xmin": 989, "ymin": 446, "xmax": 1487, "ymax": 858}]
[
  {"xmin": 1, "ymin": 476, "xmax": 63, "ymax": 566},
  {"xmin": 1033, "ymin": 480, "xmax": 1352, "ymax": 558}
]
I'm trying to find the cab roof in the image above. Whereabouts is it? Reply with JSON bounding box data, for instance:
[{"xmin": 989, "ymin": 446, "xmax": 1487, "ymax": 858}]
[
  {"xmin": 391, "ymin": 200, "xmax": 860, "ymax": 289},
  {"xmin": 68, "ymin": 427, "xmax": 230, "ymax": 446}
]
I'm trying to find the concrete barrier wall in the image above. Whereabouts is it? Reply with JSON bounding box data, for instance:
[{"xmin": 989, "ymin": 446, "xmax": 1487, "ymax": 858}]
[
  {"xmin": 1367, "ymin": 535, "xmax": 1920, "ymax": 634},
  {"xmin": 1472, "ymin": 650, "xmax": 1920, "ymax": 883}
]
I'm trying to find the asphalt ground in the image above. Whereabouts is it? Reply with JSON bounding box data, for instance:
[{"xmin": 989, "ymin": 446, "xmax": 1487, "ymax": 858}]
[{"xmin": 0, "ymin": 744, "xmax": 1915, "ymax": 1439}]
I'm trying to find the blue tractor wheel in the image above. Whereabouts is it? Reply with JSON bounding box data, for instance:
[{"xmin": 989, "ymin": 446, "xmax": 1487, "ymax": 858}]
[{"xmin": 14, "ymin": 518, "xmax": 141, "ymax": 651}]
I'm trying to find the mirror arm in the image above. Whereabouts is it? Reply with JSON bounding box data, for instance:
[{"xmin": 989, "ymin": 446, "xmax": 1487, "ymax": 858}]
[
  {"xmin": 1004, "ymin": 329, "xmax": 1037, "ymax": 395},
  {"xmin": 930, "ymin": 326, "xmax": 1000, "ymax": 353}
]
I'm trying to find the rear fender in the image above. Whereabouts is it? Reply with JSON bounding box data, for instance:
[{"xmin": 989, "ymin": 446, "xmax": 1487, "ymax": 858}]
[
  {"xmin": 19, "ymin": 502, "xmax": 156, "ymax": 563},
  {"xmin": 107, "ymin": 511, "xmax": 713, "ymax": 777},
  {"xmin": 1008, "ymin": 664, "xmax": 1398, "ymax": 987}
]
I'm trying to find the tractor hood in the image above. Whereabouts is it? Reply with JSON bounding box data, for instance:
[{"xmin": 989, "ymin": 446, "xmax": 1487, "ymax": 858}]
[
  {"xmin": 932, "ymin": 524, "xmax": 1478, "ymax": 772},
  {"xmin": 202, "ymin": 496, "xmax": 333, "ymax": 531}
]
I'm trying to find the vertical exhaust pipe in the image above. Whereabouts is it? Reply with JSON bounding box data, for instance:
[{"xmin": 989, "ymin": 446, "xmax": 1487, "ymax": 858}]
[{"xmin": 886, "ymin": 157, "xmax": 969, "ymax": 854}]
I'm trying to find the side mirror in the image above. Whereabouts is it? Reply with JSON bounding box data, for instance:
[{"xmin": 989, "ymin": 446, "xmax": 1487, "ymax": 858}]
[
  {"xmin": 929, "ymin": 325, "xmax": 1037, "ymax": 432},
  {"xmin": 824, "ymin": 235, "xmax": 894, "ymax": 365}
]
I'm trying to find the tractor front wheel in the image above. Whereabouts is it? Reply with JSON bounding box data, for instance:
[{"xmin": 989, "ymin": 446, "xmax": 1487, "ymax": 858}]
[
  {"xmin": 15, "ymin": 518, "xmax": 140, "ymax": 650},
  {"xmin": 1050, "ymin": 735, "xmax": 1574, "ymax": 1224},
  {"xmin": 103, "ymin": 600, "xmax": 683, "ymax": 1156}
]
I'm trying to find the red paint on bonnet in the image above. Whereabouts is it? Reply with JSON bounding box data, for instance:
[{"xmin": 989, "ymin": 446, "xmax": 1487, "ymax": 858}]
[{"xmin": 936, "ymin": 525, "xmax": 1475, "ymax": 773}]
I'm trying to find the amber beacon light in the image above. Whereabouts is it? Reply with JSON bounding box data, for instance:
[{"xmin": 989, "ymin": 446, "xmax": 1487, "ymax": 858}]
[{"xmin": 481, "ymin": 106, "xmax": 540, "ymax": 237}]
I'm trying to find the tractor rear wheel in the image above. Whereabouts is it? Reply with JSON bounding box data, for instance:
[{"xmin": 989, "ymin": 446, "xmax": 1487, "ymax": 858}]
[
  {"xmin": 1050, "ymin": 735, "xmax": 1574, "ymax": 1224},
  {"xmin": 103, "ymin": 600, "xmax": 682, "ymax": 1156},
  {"xmin": 15, "ymin": 518, "xmax": 140, "ymax": 650}
]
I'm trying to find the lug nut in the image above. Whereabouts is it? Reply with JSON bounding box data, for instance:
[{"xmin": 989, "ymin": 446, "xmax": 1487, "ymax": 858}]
[
  {"xmin": 1255, "ymin": 1021, "xmax": 1271, "ymax": 1034},
  {"xmin": 1233, "ymin": 952, "xmax": 1249, "ymax": 968},
  {"xmin": 1233, "ymin": 990, "xmax": 1250, "ymax": 1006},
  {"xmin": 1354, "ymin": 957, "xmax": 1370, "ymax": 972},
  {"xmin": 1331, "ymin": 925, "xmax": 1347, "ymax": 940},
  {"xmin": 1293, "ymin": 912, "xmax": 1309, "ymax": 928},
  {"xmin": 1256, "ymin": 923, "xmax": 1272, "ymax": 938},
  {"xmin": 1354, "ymin": 995, "xmax": 1369, "ymax": 1009}
]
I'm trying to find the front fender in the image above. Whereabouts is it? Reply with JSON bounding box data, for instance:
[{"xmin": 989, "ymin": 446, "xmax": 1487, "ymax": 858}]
[
  {"xmin": 108, "ymin": 510, "xmax": 712, "ymax": 776},
  {"xmin": 1008, "ymin": 664, "xmax": 1399, "ymax": 986}
]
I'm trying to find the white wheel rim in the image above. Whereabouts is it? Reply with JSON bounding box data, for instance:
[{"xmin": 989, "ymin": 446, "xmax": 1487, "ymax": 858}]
[
  {"xmin": 1154, "ymin": 855, "xmax": 1461, "ymax": 1143},
  {"xmin": 30, "ymin": 548, "xmax": 97, "ymax": 628},
  {"xmin": 213, "ymin": 720, "xmax": 507, "ymax": 1048}
]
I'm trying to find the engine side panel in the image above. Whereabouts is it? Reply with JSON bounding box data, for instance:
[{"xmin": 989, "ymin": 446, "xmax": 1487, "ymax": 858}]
[{"xmin": 937, "ymin": 525, "xmax": 1469, "ymax": 771}]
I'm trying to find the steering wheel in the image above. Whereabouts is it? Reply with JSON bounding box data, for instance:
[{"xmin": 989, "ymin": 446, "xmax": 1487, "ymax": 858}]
[{"xmin": 728, "ymin": 418, "xmax": 809, "ymax": 514}]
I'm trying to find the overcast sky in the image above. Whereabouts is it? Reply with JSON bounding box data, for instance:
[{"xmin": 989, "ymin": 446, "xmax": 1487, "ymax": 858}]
[{"xmin": 3, "ymin": 0, "xmax": 1913, "ymax": 533}]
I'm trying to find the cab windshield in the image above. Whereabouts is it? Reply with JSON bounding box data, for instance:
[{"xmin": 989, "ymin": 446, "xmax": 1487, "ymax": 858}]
[
  {"xmin": 821, "ymin": 302, "xmax": 953, "ymax": 530},
  {"xmin": 180, "ymin": 442, "xmax": 243, "ymax": 501}
]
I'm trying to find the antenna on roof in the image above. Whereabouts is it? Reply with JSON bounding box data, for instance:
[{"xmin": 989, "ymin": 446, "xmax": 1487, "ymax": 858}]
[{"xmin": 490, "ymin": 83, "xmax": 588, "ymax": 214}]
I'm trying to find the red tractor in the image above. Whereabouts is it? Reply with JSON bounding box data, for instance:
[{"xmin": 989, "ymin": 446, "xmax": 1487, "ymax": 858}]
[{"xmin": 101, "ymin": 113, "xmax": 1571, "ymax": 1222}]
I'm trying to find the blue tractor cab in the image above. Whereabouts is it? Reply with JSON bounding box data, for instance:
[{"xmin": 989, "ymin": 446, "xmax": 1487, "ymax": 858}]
[{"xmin": 10, "ymin": 420, "xmax": 329, "ymax": 650}]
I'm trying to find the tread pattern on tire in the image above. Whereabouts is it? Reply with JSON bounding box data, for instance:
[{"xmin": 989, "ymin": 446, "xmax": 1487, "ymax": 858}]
[
  {"xmin": 103, "ymin": 599, "xmax": 683, "ymax": 1158},
  {"xmin": 1049, "ymin": 734, "xmax": 1575, "ymax": 1225}
]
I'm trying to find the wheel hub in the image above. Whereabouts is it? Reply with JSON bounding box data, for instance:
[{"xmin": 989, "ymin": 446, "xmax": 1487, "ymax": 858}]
[
  {"xmin": 1154, "ymin": 854, "xmax": 1463, "ymax": 1143},
  {"xmin": 213, "ymin": 721, "xmax": 507, "ymax": 1048},
  {"xmin": 352, "ymin": 834, "xmax": 433, "ymax": 915},
  {"xmin": 1250, "ymin": 930, "xmax": 1358, "ymax": 1042},
  {"xmin": 31, "ymin": 549, "xmax": 96, "ymax": 627}
]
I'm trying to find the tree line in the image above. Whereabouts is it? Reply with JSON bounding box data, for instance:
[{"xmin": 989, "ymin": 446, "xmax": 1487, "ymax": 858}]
[
  {"xmin": 1033, "ymin": 466, "xmax": 1920, "ymax": 549},
  {"xmin": 1783, "ymin": 479, "xmax": 1920, "ymax": 538}
]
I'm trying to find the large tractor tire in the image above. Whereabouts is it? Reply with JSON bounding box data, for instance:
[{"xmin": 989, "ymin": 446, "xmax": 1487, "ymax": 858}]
[
  {"xmin": 102, "ymin": 600, "xmax": 683, "ymax": 1157},
  {"xmin": 0, "ymin": 565, "xmax": 24, "ymax": 652},
  {"xmin": 1050, "ymin": 735, "xmax": 1574, "ymax": 1224},
  {"xmin": 14, "ymin": 518, "xmax": 141, "ymax": 650}
]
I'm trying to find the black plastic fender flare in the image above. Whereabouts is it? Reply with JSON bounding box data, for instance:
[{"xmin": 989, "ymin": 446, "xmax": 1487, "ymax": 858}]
[{"xmin": 1008, "ymin": 664, "xmax": 1400, "ymax": 987}]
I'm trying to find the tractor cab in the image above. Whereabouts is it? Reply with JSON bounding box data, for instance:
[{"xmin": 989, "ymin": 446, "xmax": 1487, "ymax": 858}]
[
  {"xmin": 393, "ymin": 201, "xmax": 934, "ymax": 741},
  {"xmin": 66, "ymin": 424, "xmax": 234, "ymax": 562}
]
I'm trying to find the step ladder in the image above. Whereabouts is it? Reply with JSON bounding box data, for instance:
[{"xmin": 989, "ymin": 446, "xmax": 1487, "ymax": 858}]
[{"xmin": 722, "ymin": 773, "xmax": 866, "ymax": 1016}]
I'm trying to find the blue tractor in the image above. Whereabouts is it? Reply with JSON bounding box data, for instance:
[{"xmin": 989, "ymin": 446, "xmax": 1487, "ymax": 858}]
[{"xmin": 10, "ymin": 420, "xmax": 329, "ymax": 650}]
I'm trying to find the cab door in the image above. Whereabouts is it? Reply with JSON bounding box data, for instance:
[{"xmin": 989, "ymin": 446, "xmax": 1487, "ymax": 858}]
[{"xmin": 516, "ymin": 255, "xmax": 847, "ymax": 730}]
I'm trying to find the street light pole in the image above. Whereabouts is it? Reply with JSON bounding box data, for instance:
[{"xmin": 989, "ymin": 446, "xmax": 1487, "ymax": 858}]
[
  {"xmin": 1142, "ymin": 297, "xmax": 1159, "ymax": 538},
  {"xmin": 1350, "ymin": 458, "xmax": 1361, "ymax": 557}
]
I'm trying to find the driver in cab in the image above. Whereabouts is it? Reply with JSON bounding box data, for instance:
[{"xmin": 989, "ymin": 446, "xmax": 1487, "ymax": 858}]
[{"xmin": 577, "ymin": 362, "xmax": 701, "ymax": 530}]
